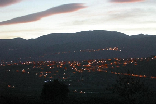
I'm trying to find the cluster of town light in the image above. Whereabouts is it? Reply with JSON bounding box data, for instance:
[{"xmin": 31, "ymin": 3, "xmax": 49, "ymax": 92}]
[{"xmin": 1, "ymin": 56, "xmax": 156, "ymax": 90}]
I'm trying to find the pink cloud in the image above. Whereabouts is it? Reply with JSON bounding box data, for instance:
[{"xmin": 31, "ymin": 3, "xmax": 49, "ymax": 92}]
[
  {"xmin": 110, "ymin": 0, "xmax": 144, "ymax": 3},
  {"xmin": 0, "ymin": 0, "xmax": 22, "ymax": 7},
  {"xmin": 0, "ymin": 3, "xmax": 86, "ymax": 25}
]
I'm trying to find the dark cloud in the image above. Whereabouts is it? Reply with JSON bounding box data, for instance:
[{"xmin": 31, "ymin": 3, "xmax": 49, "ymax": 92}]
[
  {"xmin": 0, "ymin": 3, "xmax": 86, "ymax": 25},
  {"xmin": 0, "ymin": 0, "xmax": 22, "ymax": 7},
  {"xmin": 110, "ymin": 0, "xmax": 144, "ymax": 3}
]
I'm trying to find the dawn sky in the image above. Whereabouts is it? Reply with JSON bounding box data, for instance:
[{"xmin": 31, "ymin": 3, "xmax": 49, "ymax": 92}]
[{"xmin": 0, "ymin": 0, "xmax": 155, "ymax": 39}]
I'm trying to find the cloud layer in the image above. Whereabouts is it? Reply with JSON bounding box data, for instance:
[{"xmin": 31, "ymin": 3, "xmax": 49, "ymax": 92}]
[
  {"xmin": 110, "ymin": 0, "xmax": 144, "ymax": 3},
  {"xmin": 0, "ymin": 3, "xmax": 86, "ymax": 25},
  {"xmin": 0, "ymin": 0, "xmax": 22, "ymax": 7}
]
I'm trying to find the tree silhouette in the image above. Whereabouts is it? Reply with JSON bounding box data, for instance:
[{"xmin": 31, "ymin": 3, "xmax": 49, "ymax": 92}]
[
  {"xmin": 40, "ymin": 79, "xmax": 69, "ymax": 102},
  {"xmin": 107, "ymin": 70, "xmax": 152, "ymax": 104}
]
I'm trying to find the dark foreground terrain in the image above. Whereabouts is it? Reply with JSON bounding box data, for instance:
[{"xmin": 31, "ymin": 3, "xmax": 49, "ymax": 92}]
[{"xmin": 0, "ymin": 55, "xmax": 156, "ymax": 104}]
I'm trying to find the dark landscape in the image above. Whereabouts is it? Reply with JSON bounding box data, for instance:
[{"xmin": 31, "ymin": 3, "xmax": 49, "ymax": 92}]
[
  {"xmin": 0, "ymin": 30, "xmax": 156, "ymax": 104},
  {"xmin": 1, "ymin": 30, "xmax": 156, "ymax": 62}
]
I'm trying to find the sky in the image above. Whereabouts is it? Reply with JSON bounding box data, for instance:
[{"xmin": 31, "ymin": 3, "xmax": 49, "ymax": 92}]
[{"xmin": 0, "ymin": 0, "xmax": 156, "ymax": 39}]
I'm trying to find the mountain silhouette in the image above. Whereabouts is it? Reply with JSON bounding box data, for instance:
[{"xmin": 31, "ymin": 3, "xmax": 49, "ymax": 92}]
[{"xmin": 0, "ymin": 30, "xmax": 156, "ymax": 62}]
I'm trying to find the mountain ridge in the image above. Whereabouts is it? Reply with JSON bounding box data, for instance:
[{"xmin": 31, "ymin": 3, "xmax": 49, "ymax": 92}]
[{"xmin": 0, "ymin": 30, "xmax": 156, "ymax": 62}]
